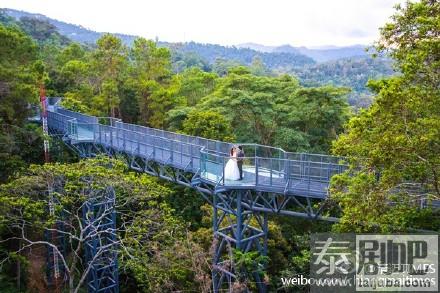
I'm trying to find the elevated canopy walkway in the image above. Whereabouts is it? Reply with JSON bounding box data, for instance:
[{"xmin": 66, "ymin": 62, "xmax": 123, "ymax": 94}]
[{"xmin": 47, "ymin": 106, "xmax": 347, "ymax": 199}]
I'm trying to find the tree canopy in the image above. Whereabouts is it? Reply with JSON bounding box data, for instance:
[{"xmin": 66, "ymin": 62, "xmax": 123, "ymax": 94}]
[{"xmin": 331, "ymin": 0, "xmax": 440, "ymax": 232}]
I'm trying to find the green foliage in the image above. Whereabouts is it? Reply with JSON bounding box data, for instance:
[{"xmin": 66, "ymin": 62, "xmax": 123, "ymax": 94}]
[
  {"xmin": 128, "ymin": 38, "xmax": 185, "ymax": 128},
  {"xmin": 18, "ymin": 16, "xmax": 70, "ymax": 46},
  {"xmin": 212, "ymin": 58, "xmax": 242, "ymax": 76},
  {"xmin": 249, "ymin": 56, "xmax": 271, "ymax": 76},
  {"xmin": 91, "ymin": 34, "xmax": 127, "ymax": 117},
  {"xmin": 131, "ymin": 38, "xmax": 171, "ymax": 81},
  {"xmin": 182, "ymin": 110, "xmax": 235, "ymax": 141},
  {"xmin": 267, "ymin": 217, "xmax": 334, "ymax": 290},
  {"xmin": 166, "ymin": 106, "xmax": 192, "ymax": 132},
  {"xmin": 294, "ymin": 56, "xmax": 394, "ymax": 108},
  {"xmin": 286, "ymin": 86, "xmax": 351, "ymax": 152},
  {"xmin": 233, "ymin": 249, "xmax": 269, "ymax": 288},
  {"xmin": 198, "ymin": 71, "xmax": 349, "ymax": 152},
  {"xmin": 163, "ymin": 185, "xmax": 206, "ymax": 230},
  {"xmin": 0, "ymin": 24, "xmax": 44, "ymax": 182},
  {"xmin": 0, "ymin": 9, "xmax": 17, "ymax": 26},
  {"xmin": 331, "ymin": 0, "xmax": 440, "ymax": 233},
  {"xmin": 174, "ymin": 67, "xmax": 217, "ymax": 106},
  {"xmin": 0, "ymin": 157, "xmax": 211, "ymax": 292},
  {"xmin": 136, "ymin": 79, "xmax": 184, "ymax": 128},
  {"xmin": 330, "ymin": 171, "xmax": 440, "ymax": 233},
  {"xmin": 1, "ymin": 20, "xmax": 352, "ymax": 150},
  {"xmin": 199, "ymin": 72, "xmax": 299, "ymax": 146},
  {"xmin": 171, "ymin": 50, "xmax": 210, "ymax": 72},
  {"xmin": 376, "ymin": 0, "xmax": 439, "ymax": 88},
  {"xmin": 0, "ymin": 273, "xmax": 17, "ymax": 293},
  {"xmin": 0, "ymin": 124, "xmax": 44, "ymax": 183},
  {"xmin": 0, "ymin": 24, "xmax": 38, "ymax": 124}
]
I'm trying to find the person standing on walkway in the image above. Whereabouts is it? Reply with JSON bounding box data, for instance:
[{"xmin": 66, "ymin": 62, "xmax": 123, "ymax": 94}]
[
  {"xmin": 237, "ymin": 145, "xmax": 244, "ymax": 180},
  {"xmin": 224, "ymin": 146, "xmax": 240, "ymax": 180}
]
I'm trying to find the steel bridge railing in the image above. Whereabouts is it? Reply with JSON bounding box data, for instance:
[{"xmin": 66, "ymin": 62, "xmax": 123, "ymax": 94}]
[
  {"xmin": 47, "ymin": 107, "xmax": 349, "ymax": 198},
  {"xmin": 199, "ymin": 149, "xmax": 347, "ymax": 197}
]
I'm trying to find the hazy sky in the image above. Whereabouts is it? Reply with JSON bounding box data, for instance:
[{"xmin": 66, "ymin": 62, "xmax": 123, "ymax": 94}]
[{"xmin": 2, "ymin": 0, "xmax": 404, "ymax": 47}]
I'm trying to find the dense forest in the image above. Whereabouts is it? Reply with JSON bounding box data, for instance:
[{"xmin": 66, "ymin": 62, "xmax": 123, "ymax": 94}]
[
  {"xmin": 2, "ymin": 8, "xmax": 395, "ymax": 108},
  {"xmin": 0, "ymin": 1, "xmax": 439, "ymax": 292}
]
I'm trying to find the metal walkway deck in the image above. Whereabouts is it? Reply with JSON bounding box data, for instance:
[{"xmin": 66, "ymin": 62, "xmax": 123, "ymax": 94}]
[{"xmin": 47, "ymin": 106, "xmax": 347, "ymax": 199}]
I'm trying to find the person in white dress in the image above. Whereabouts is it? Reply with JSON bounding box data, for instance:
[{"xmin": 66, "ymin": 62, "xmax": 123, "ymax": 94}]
[{"xmin": 224, "ymin": 146, "xmax": 241, "ymax": 180}]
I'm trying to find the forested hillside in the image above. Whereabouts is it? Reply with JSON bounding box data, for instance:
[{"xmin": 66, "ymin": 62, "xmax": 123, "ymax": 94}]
[
  {"xmin": 0, "ymin": 1, "xmax": 438, "ymax": 292},
  {"xmin": 173, "ymin": 41, "xmax": 315, "ymax": 70},
  {"xmin": 3, "ymin": 8, "xmax": 137, "ymax": 45},
  {"xmin": 2, "ymin": 8, "xmax": 394, "ymax": 106},
  {"xmin": 293, "ymin": 56, "xmax": 395, "ymax": 107}
]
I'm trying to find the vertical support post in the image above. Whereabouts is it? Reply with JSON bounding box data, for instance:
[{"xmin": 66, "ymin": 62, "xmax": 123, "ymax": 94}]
[
  {"xmin": 116, "ymin": 123, "xmax": 119, "ymax": 150},
  {"xmin": 236, "ymin": 190, "xmax": 243, "ymax": 250},
  {"xmin": 255, "ymin": 157, "xmax": 259, "ymax": 186},
  {"xmin": 190, "ymin": 144, "xmax": 193, "ymax": 169},
  {"xmin": 327, "ymin": 163, "xmax": 331, "ymax": 182},
  {"xmin": 99, "ymin": 124, "xmax": 102, "ymax": 146},
  {"xmin": 222, "ymin": 156, "xmax": 225, "ymax": 185},
  {"xmin": 212, "ymin": 189, "xmax": 268, "ymax": 293},
  {"xmin": 170, "ymin": 140, "xmax": 173, "ymax": 163},
  {"xmin": 307, "ymin": 159, "xmax": 311, "ymax": 195},
  {"xmin": 83, "ymin": 186, "xmax": 119, "ymax": 293},
  {"xmin": 110, "ymin": 123, "xmax": 113, "ymax": 148},
  {"xmin": 199, "ymin": 150, "xmax": 203, "ymax": 176},
  {"xmin": 153, "ymin": 138, "xmax": 157, "ymax": 161},
  {"xmin": 122, "ymin": 127, "xmax": 126, "ymax": 152},
  {"xmin": 263, "ymin": 213, "xmax": 268, "ymax": 256},
  {"xmin": 270, "ymin": 158, "xmax": 273, "ymax": 185}
]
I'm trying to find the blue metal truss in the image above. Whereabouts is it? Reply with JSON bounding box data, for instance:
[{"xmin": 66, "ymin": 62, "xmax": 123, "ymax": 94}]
[
  {"xmin": 212, "ymin": 189, "xmax": 268, "ymax": 292},
  {"xmin": 82, "ymin": 186, "xmax": 119, "ymax": 293}
]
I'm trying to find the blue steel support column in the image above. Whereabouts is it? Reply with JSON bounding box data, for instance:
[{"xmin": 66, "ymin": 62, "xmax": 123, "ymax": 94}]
[
  {"xmin": 212, "ymin": 189, "xmax": 268, "ymax": 293},
  {"xmin": 82, "ymin": 186, "xmax": 119, "ymax": 293},
  {"xmin": 236, "ymin": 190, "xmax": 242, "ymax": 250}
]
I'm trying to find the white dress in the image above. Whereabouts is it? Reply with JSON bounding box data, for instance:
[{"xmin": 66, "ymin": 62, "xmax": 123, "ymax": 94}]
[{"xmin": 224, "ymin": 153, "xmax": 241, "ymax": 180}]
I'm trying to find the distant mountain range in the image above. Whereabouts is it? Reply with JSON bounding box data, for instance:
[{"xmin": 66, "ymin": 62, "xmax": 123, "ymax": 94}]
[
  {"xmin": 3, "ymin": 8, "xmax": 370, "ymax": 63},
  {"xmin": 237, "ymin": 43, "xmax": 370, "ymax": 62}
]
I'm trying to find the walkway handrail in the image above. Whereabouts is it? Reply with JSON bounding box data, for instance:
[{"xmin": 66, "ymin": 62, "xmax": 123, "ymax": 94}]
[{"xmin": 47, "ymin": 106, "xmax": 348, "ymax": 198}]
